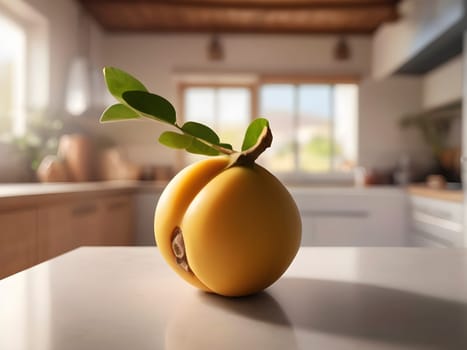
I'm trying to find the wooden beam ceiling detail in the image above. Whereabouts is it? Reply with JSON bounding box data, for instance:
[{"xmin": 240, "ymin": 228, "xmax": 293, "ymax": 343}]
[{"xmin": 79, "ymin": 0, "xmax": 400, "ymax": 34}]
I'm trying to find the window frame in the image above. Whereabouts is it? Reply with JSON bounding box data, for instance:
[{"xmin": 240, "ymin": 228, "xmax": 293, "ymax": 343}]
[
  {"xmin": 258, "ymin": 74, "xmax": 360, "ymax": 181},
  {"xmin": 177, "ymin": 74, "xmax": 359, "ymax": 183}
]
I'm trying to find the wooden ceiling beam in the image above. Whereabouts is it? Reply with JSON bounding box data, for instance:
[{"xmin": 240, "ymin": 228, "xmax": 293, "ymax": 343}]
[
  {"xmin": 80, "ymin": 0, "xmax": 399, "ymax": 5},
  {"xmin": 79, "ymin": 0, "xmax": 400, "ymax": 34}
]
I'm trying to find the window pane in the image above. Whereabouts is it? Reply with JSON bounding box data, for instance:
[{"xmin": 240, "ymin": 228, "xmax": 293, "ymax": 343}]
[
  {"xmin": 334, "ymin": 84, "xmax": 358, "ymax": 171},
  {"xmin": 183, "ymin": 86, "xmax": 251, "ymax": 164},
  {"xmin": 298, "ymin": 85, "xmax": 332, "ymax": 172},
  {"xmin": 218, "ymin": 88, "xmax": 250, "ymax": 150},
  {"xmin": 0, "ymin": 13, "xmax": 25, "ymax": 136},
  {"xmin": 259, "ymin": 84, "xmax": 295, "ymax": 172},
  {"xmin": 184, "ymin": 87, "xmax": 215, "ymax": 124},
  {"xmin": 184, "ymin": 88, "xmax": 215, "ymax": 163}
]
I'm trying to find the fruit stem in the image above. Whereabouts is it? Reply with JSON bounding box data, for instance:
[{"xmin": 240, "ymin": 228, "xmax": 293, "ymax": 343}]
[{"xmin": 230, "ymin": 125, "xmax": 273, "ymax": 167}]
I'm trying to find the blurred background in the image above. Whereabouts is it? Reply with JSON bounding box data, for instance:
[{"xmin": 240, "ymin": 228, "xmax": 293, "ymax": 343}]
[
  {"xmin": 0, "ymin": 0, "xmax": 466, "ymax": 277},
  {"xmin": 1, "ymin": 0, "xmax": 463, "ymax": 184}
]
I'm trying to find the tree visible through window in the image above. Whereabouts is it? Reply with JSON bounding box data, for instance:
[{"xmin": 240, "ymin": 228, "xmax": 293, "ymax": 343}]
[{"xmin": 259, "ymin": 83, "xmax": 358, "ymax": 173}]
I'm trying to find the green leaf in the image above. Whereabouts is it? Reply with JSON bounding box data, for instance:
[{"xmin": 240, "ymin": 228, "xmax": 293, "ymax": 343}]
[
  {"xmin": 122, "ymin": 91, "xmax": 176, "ymax": 125},
  {"xmin": 182, "ymin": 121, "xmax": 220, "ymax": 144},
  {"xmin": 219, "ymin": 143, "xmax": 233, "ymax": 150},
  {"xmin": 241, "ymin": 118, "xmax": 270, "ymax": 151},
  {"xmin": 100, "ymin": 104, "xmax": 140, "ymax": 123},
  {"xmin": 159, "ymin": 131, "xmax": 223, "ymax": 156},
  {"xmin": 186, "ymin": 139, "xmax": 220, "ymax": 156},
  {"xmin": 159, "ymin": 131, "xmax": 193, "ymax": 149},
  {"xmin": 104, "ymin": 67, "xmax": 147, "ymax": 102}
]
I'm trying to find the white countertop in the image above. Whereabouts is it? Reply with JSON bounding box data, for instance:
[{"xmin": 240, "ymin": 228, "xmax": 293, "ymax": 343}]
[
  {"xmin": 0, "ymin": 180, "xmax": 166, "ymax": 198},
  {"xmin": 1, "ymin": 247, "xmax": 466, "ymax": 349}
]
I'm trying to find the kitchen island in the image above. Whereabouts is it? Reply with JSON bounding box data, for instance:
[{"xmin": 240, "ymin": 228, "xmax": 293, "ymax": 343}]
[{"xmin": 1, "ymin": 247, "xmax": 466, "ymax": 349}]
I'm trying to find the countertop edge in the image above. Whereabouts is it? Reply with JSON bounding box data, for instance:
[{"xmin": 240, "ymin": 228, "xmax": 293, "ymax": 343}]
[{"xmin": 407, "ymin": 184, "xmax": 463, "ymax": 203}]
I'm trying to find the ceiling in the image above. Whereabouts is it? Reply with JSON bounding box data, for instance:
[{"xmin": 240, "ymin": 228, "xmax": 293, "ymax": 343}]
[{"xmin": 78, "ymin": 0, "xmax": 401, "ymax": 35}]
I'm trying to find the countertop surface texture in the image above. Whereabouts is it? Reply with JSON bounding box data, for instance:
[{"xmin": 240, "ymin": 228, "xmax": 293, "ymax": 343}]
[{"xmin": 1, "ymin": 247, "xmax": 467, "ymax": 350}]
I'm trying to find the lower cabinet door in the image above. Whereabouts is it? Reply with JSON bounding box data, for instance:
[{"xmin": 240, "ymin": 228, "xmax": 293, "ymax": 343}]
[
  {"xmin": 311, "ymin": 214, "xmax": 369, "ymax": 246},
  {"xmin": 0, "ymin": 209, "xmax": 37, "ymax": 279},
  {"xmin": 100, "ymin": 195, "xmax": 135, "ymax": 246},
  {"xmin": 70, "ymin": 201, "xmax": 103, "ymax": 246},
  {"xmin": 37, "ymin": 205, "xmax": 73, "ymax": 262}
]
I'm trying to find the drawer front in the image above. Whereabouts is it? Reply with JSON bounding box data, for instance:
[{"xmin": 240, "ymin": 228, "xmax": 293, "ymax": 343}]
[
  {"xmin": 410, "ymin": 196, "xmax": 463, "ymax": 224},
  {"xmin": 412, "ymin": 219, "xmax": 462, "ymax": 247},
  {"xmin": 410, "ymin": 195, "xmax": 464, "ymax": 247},
  {"xmin": 412, "ymin": 232, "xmax": 451, "ymax": 248}
]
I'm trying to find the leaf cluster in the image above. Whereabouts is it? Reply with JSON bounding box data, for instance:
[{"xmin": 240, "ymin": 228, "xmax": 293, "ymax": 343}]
[{"xmin": 100, "ymin": 67, "xmax": 269, "ymax": 157}]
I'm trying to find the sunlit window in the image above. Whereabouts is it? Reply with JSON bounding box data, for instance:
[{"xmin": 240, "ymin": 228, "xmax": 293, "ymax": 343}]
[
  {"xmin": 0, "ymin": 12, "xmax": 26, "ymax": 136},
  {"xmin": 183, "ymin": 86, "xmax": 252, "ymax": 163},
  {"xmin": 181, "ymin": 81, "xmax": 357, "ymax": 173},
  {"xmin": 259, "ymin": 83, "xmax": 358, "ymax": 173}
]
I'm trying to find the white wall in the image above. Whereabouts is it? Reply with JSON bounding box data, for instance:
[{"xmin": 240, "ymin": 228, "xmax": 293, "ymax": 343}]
[
  {"xmin": 422, "ymin": 54, "xmax": 463, "ymax": 151},
  {"xmin": 422, "ymin": 54, "xmax": 463, "ymax": 109},
  {"xmin": 359, "ymin": 77, "xmax": 430, "ymax": 172},
  {"xmin": 4, "ymin": 0, "xmax": 103, "ymax": 115}
]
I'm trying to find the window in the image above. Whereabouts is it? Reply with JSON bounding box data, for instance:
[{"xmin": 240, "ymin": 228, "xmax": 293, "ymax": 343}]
[
  {"xmin": 259, "ymin": 82, "xmax": 358, "ymax": 174},
  {"xmin": 182, "ymin": 85, "xmax": 253, "ymax": 163},
  {"xmin": 180, "ymin": 79, "xmax": 358, "ymax": 175},
  {"xmin": 0, "ymin": 12, "xmax": 26, "ymax": 136}
]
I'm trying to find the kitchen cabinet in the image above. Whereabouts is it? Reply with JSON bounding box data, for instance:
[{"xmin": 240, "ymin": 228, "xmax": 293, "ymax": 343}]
[
  {"xmin": 290, "ymin": 187, "xmax": 408, "ymax": 247},
  {"xmin": 100, "ymin": 195, "xmax": 135, "ymax": 245},
  {"xmin": 0, "ymin": 183, "xmax": 138, "ymax": 279},
  {"xmin": 37, "ymin": 205, "xmax": 73, "ymax": 263},
  {"xmin": 408, "ymin": 194, "xmax": 463, "ymax": 247},
  {"xmin": 70, "ymin": 200, "xmax": 103, "ymax": 247},
  {"xmin": 0, "ymin": 209, "xmax": 37, "ymax": 279}
]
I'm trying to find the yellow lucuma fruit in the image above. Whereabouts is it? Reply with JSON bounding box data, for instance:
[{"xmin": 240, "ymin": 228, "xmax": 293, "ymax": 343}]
[{"xmin": 154, "ymin": 156, "xmax": 301, "ymax": 297}]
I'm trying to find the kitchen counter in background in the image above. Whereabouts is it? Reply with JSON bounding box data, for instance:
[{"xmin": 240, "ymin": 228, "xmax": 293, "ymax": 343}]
[
  {"xmin": 0, "ymin": 181, "xmax": 167, "ymax": 209},
  {"xmin": 408, "ymin": 184, "xmax": 463, "ymax": 203},
  {"xmin": 0, "ymin": 181, "xmax": 463, "ymax": 251},
  {"xmin": 0, "ymin": 181, "xmax": 165, "ymax": 279},
  {"xmin": 407, "ymin": 184, "xmax": 464, "ymax": 247}
]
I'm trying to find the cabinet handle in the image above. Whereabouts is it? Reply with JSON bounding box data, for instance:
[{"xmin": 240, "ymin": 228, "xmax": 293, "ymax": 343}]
[
  {"xmin": 72, "ymin": 204, "xmax": 97, "ymax": 217},
  {"xmin": 300, "ymin": 210, "xmax": 369, "ymax": 218}
]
